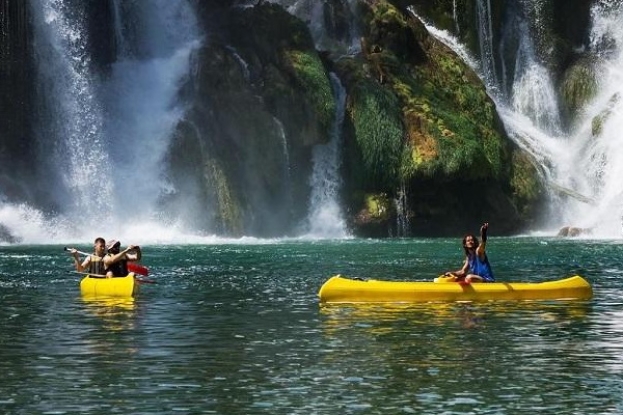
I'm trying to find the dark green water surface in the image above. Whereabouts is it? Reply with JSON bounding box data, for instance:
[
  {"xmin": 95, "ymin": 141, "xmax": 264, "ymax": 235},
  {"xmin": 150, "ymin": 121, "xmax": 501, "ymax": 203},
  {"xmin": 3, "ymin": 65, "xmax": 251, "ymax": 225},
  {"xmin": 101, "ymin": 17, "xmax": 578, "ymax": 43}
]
[{"xmin": 1, "ymin": 237, "xmax": 622, "ymax": 414}]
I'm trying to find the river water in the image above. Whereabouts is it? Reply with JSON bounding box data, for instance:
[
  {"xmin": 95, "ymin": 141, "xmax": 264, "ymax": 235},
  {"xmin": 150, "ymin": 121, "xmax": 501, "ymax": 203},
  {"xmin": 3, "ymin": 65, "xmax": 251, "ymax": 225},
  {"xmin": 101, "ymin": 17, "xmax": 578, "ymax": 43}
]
[{"xmin": 1, "ymin": 237, "xmax": 622, "ymax": 414}]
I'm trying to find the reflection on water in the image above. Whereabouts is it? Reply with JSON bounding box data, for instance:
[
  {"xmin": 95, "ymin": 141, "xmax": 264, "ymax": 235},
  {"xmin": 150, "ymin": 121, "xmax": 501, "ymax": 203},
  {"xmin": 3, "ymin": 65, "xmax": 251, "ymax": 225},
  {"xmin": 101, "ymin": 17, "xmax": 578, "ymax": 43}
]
[
  {"xmin": 81, "ymin": 296, "xmax": 138, "ymax": 331},
  {"xmin": 316, "ymin": 300, "xmax": 602, "ymax": 414},
  {"xmin": 320, "ymin": 301, "xmax": 592, "ymax": 332}
]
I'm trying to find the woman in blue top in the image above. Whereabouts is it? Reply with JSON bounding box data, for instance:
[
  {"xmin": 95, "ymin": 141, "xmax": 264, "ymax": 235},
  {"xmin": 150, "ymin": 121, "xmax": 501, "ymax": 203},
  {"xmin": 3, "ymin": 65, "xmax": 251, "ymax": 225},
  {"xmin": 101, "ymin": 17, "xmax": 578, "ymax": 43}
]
[{"xmin": 447, "ymin": 222, "xmax": 495, "ymax": 283}]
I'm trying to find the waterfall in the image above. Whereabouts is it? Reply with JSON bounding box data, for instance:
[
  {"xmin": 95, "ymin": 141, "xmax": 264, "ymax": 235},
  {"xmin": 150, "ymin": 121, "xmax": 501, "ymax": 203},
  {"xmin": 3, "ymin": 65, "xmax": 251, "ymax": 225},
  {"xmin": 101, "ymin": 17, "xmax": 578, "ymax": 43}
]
[
  {"xmin": 551, "ymin": 3, "xmax": 623, "ymax": 236},
  {"xmin": 418, "ymin": 1, "xmax": 623, "ymax": 236},
  {"xmin": 0, "ymin": 0, "xmax": 203, "ymax": 243},
  {"xmin": 29, "ymin": 0, "xmax": 113, "ymax": 222},
  {"xmin": 102, "ymin": 0, "xmax": 201, "ymax": 223},
  {"xmin": 412, "ymin": 5, "xmax": 568, "ymax": 233},
  {"xmin": 272, "ymin": 0, "xmax": 361, "ymax": 55},
  {"xmin": 476, "ymin": 0, "xmax": 498, "ymax": 88},
  {"xmin": 505, "ymin": 1, "xmax": 563, "ymax": 136},
  {"xmin": 394, "ymin": 182, "xmax": 409, "ymax": 237},
  {"xmin": 303, "ymin": 73, "xmax": 348, "ymax": 238}
]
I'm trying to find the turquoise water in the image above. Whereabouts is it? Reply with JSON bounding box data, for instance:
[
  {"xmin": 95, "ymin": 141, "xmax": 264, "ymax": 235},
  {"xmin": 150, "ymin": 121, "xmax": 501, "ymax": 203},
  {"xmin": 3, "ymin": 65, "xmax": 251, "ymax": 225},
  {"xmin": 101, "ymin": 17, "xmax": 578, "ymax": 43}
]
[{"xmin": 1, "ymin": 237, "xmax": 622, "ymax": 414}]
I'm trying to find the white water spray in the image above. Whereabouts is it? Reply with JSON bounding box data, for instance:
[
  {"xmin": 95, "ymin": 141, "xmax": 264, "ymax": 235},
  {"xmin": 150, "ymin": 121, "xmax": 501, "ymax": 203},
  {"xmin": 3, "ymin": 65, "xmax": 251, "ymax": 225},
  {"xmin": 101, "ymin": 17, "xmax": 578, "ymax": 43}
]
[
  {"xmin": 103, "ymin": 0, "xmax": 202, "ymax": 221},
  {"xmin": 551, "ymin": 2, "xmax": 623, "ymax": 236},
  {"xmin": 30, "ymin": 0, "xmax": 113, "ymax": 221}
]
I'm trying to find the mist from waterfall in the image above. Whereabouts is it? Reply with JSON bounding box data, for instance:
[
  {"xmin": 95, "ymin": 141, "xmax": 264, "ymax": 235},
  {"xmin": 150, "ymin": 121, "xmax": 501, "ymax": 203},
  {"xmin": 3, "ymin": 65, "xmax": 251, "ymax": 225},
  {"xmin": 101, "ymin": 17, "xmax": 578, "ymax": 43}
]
[{"xmin": 1, "ymin": 0, "xmax": 203, "ymax": 244}]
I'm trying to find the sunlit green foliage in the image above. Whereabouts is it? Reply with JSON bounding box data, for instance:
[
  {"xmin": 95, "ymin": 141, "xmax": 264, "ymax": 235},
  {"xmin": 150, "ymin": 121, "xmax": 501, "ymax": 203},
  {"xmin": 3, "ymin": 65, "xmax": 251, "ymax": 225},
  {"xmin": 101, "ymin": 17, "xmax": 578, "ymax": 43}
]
[
  {"xmin": 286, "ymin": 50, "xmax": 336, "ymax": 134},
  {"xmin": 350, "ymin": 82, "xmax": 405, "ymax": 188}
]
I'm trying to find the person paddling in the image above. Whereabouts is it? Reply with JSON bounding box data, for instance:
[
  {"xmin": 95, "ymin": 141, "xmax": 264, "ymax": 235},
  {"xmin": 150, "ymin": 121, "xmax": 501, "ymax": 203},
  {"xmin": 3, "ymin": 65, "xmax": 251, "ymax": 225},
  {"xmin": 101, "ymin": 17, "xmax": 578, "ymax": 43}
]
[
  {"xmin": 445, "ymin": 222, "xmax": 495, "ymax": 283},
  {"xmin": 103, "ymin": 240, "xmax": 142, "ymax": 278},
  {"xmin": 68, "ymin": 237, "xmax": 107, "ymax": 276}
]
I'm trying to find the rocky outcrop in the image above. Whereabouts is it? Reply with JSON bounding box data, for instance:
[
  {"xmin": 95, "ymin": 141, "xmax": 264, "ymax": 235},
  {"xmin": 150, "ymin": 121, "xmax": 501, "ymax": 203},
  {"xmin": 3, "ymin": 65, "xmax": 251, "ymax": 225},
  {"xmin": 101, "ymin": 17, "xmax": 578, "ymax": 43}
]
[
  {"xmin": 166, "ymin": 0, "xmax": 549, "ymax": 237},
  {"xmin": 557, "ymin": 226, "xmax": 592, "ymax": 237},
  {"xmin": 331, "ymin": 1, "xmax": 544, "ymax": 236},
  {"xmin": 164, "ymin": 3, "xmax": 335, "ymax": 236},
  {"xmin": 0, "ymin": 0, "xmax": 36, "ymax": 204}
]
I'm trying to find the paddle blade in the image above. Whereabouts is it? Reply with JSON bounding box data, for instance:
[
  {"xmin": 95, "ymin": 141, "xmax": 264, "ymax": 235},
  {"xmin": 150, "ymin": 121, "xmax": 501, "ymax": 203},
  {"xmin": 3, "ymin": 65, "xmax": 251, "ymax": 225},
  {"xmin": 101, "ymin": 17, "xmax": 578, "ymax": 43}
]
[{"xmin": 128, "ymin": 262, "xmax": 149, "ymax": 276}]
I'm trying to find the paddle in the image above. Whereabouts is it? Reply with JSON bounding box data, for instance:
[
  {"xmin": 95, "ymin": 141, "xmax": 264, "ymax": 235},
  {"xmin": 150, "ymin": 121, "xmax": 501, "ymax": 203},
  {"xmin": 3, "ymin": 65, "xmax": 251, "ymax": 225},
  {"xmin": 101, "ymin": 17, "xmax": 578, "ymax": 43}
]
[
  {"xmin": 64, "ymin": 247, "xmax": 93, "ymax": 257},
  {"xmin": 64, "ymin": 247, "xmax": 150, "ymax": 276},
  {"xmin": 127, "ymin": 262, "xmax": 149, "ymax": 276}
]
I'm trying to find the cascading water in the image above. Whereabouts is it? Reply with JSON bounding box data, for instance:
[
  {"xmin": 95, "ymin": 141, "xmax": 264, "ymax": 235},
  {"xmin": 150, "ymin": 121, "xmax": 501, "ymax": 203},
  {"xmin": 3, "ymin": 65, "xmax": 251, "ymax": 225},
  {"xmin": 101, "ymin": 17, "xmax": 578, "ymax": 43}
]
[
  {"xmin": 476, "ymin": 0, "xmax": 498, "ymax": 88},
  {"xmin": 303, "ymin": 73, "xmax": 348, "ymax": 238},
  {"xmin": 0, "ymin": 0, "xmax": 203, "ymax": 244},
  {"xmin": 551, "ymin": 2, "xmax": 623, "ymax": 236},
  {"xmin": 270, "ymin": 0, "xmax": 352, "ymax": 238},
  {"xmin": 102, "ymin": 0, "xmax": 201, "ymax": 224},
  {"xmin": 495, "ymin": 1, "xmax": 623, "ymax": 236},
  {"xmin": 462, "ymin": 1, "xmax": 623, "ymax": 236},
  {"xmin": 30, "ymin": 0, "xmax": 113, "ymax": 222},
  {"xmin": 412, "ymin": 2, "xmax": 590, "ymax": 234},
  {"xmin": 272, "ymin": 0, "xmax": 361, "ymax": 54}
]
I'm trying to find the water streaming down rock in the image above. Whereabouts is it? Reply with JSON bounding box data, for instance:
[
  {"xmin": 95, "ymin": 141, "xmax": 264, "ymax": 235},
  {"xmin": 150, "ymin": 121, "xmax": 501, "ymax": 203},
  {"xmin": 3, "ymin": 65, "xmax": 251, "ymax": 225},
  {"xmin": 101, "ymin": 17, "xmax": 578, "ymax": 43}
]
[
  {"xmin": 419, "ymin": 1, "xmax": 605, "ymax": 234},
  {"xmin": 272, "ymin": 0, "xmax": 361, "ymax": 54},
  {"xmin": 551, "ymin": 3, "xmax": 623, "ymax": 236},
  {"xmin": 102, "ymin": 0, "xmax": 202, "ymax": 221},
  {"xmin": 394, "ymin": 182, "xmax": 409, "ymax": 238},
  {"xmin": 476, "ymin": 0, "xmax": 497, "ymax": 88},
  {"xmin": 303, "ymin": 73, "xmax": 348, "ymax": 238}
]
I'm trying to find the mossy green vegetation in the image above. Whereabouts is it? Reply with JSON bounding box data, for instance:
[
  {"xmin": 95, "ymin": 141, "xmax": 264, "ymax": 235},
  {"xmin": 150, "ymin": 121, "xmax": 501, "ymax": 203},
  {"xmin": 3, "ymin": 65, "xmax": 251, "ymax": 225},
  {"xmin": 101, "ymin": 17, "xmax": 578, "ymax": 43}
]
[
  {"xmin": 560, "ymin": 58, "xmax": 598, "ymax": 121},
  {"xmin": 336, "ymin": 0, "xmax": 542, "ymax": 235},
  {"xmin": 209, "ymin": 160, "xmax": 243, "ymax": 236},
  {"xmin": 362, "ymin": 1, "xmax": 507, "ymax": 182},
  {"xmin": 509, "ymin": 151, "xmax": 543, "ymax": 218},
  {"xmin": 285, "ymin": 50, "xmax": 336, "ymax": 135},
  {"xmin": 349, "ymin": 81, "xmax": 404, "ymax": 188}
]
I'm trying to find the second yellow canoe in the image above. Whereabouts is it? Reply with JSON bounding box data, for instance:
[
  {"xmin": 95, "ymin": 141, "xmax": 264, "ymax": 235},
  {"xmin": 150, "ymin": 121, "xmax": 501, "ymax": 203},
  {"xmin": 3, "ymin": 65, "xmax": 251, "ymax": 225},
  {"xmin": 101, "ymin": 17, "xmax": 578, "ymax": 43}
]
[{"xmin": 318, "ymin": 275, "xmax": 592, "ymax": 304}]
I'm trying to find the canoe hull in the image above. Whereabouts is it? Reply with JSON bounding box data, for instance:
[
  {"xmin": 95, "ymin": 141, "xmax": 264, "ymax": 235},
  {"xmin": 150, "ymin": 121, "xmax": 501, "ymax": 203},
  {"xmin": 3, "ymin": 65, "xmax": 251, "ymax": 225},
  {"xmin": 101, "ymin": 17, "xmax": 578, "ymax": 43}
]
[
  {"xmin": 318, "ymin": 275, "xmax": 593, "ymax": 304},
  {"xmin": 80, "ymin": 274, "xmax": 138, "ymax": 298}
]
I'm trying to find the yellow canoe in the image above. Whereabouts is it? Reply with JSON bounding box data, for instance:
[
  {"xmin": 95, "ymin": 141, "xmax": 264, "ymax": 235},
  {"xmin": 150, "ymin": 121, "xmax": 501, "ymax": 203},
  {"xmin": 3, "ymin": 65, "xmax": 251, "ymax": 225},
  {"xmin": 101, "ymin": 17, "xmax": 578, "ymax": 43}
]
[
  {"xmin": 80, "ymin": 274, "xmax": 138, "ymax": 298},
  {"xmin": 318, "ymin": 275, "xmax": 593, "ymax": 304}
]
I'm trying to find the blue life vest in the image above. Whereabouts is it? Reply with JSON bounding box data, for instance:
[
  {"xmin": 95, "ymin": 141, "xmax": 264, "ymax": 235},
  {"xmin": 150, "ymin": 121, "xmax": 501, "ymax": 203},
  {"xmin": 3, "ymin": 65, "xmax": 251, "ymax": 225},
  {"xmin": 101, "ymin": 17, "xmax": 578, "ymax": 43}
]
[{"xmin": 467, "ymin": 253, "xmax": 495, "ymax": 282}]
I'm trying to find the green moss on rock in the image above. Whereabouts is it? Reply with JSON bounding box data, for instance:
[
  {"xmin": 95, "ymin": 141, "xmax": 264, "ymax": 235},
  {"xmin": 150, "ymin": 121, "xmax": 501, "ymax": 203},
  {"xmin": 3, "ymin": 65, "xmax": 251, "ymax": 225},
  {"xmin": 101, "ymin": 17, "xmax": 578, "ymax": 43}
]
[
  {"xmin": 509, "ymin": 150, "xmax": 543, "ymax": 218},
  {"xmin": 349, "ymin": 81, "xmax": 405, "ymax": 188},
  {"xmin": 285, "ymin": 50, "xmax": 336, "ymax": 135},
  {"xmin": 560, "ymin": 58, "xmax": 598, "ymax": 122}
]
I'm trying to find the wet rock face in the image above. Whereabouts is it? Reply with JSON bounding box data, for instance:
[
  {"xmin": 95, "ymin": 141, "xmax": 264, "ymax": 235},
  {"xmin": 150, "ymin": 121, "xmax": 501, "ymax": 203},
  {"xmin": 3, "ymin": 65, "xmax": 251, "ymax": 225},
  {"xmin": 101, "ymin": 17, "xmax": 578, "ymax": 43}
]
[
  {"xmin": 0, "ymin": 1, "xmax": 44, "ymax": 206},
  {"xmin": 557, "ymin": 226, "xmax": 592, "ymax": 237},
  {"xmin": 165, "ymin": 3, "xmax": 336, "ymax": 236}
]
